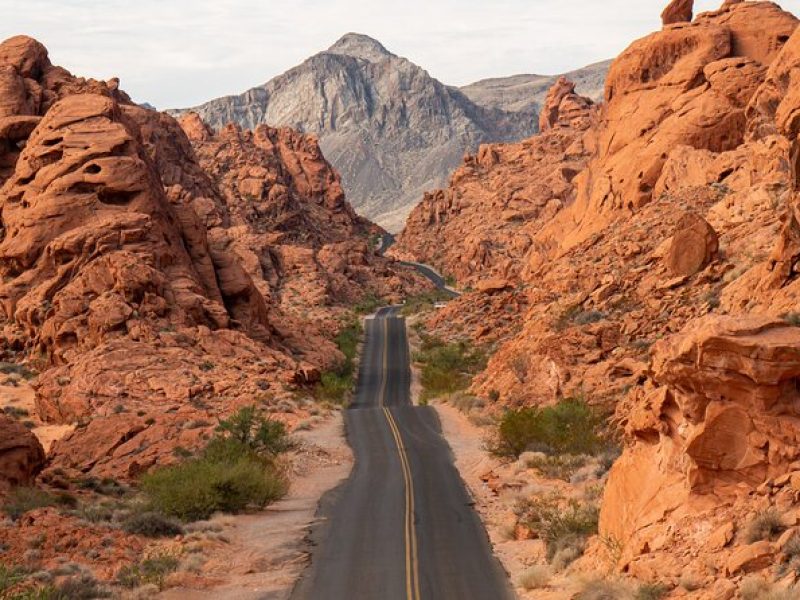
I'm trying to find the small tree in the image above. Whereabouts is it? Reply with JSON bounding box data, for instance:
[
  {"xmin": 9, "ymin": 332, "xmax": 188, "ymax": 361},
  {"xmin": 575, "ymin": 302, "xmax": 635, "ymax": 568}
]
[{"xmin": 213, "ymin": 405, "xmax": 292, "ymax": 458}]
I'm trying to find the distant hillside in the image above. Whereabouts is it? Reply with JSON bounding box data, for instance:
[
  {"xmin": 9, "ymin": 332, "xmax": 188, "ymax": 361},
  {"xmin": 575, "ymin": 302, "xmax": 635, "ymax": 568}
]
[
  {"xmin": 172, "ymin": 35, "xmax": 606, "ymax": 231},
  {"xmin": 458, "ymin": 60, "xmax": 611, "ymax": 115}
]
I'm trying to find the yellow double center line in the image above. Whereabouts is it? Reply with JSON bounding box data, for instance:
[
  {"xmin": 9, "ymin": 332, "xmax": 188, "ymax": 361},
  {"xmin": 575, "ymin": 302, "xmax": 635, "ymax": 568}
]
[{"xmin": 378, "ymin": 315, "xmax": 421, "ymax": 600}]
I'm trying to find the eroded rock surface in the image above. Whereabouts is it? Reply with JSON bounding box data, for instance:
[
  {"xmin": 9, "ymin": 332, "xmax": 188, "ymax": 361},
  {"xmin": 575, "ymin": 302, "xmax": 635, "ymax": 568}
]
[{"xmin": 0, "ymin": 413, "xmax": 45, "ymax": 489}]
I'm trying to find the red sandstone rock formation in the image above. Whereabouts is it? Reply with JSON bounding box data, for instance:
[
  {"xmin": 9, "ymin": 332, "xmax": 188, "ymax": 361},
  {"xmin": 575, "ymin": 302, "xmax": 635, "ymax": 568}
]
[
  {"xmin": 601, "ymin": 316, "xmax": 800, "ymax": 579},
  {"xmin": 0, "ymin": 414, "xmax": 45, "ymax": 489},
  {"xmin": 400, "ymin": 1, "xmax": 800, "ymax": 585},
  {"xmin": 391, "ymin": 77, "xmax": 596, "ymax": 285},
  {"xmin": 0, "ymin": 35, "xmax": 425, "ymax": 480},
  {"xmin": 661, "ymin": 0, "xmax": 693, "ymax": 25}
]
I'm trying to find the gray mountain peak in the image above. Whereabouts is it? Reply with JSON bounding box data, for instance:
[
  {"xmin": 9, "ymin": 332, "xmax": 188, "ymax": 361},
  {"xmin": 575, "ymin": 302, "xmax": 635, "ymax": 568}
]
[{"xmin": 327, "ymin": 33, "xmax": 393, "ymax": 62}]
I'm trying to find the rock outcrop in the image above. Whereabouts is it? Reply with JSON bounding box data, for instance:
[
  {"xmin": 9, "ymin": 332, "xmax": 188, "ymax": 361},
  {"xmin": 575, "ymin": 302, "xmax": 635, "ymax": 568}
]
[
  {"xmin": 661, "ymin": 0, "xmax": 693, "ymax": 25},
  {"xmin": 0, "ymin": 35, "xmax": 425, "ymax": 479},
  {"xmin": 0, "ymin": 414, "xmax": 45, "ymax": 489},
  {"xmin": 399, "ymin": 0, "xmax": 800, "ymax": 586},
  {"xmin": 601, "ymin": 316, "xmax": 800, "ymax": 578},
  {"xmin": 391, "ymin": 78, "xmax": 597, "ymax": 285}
]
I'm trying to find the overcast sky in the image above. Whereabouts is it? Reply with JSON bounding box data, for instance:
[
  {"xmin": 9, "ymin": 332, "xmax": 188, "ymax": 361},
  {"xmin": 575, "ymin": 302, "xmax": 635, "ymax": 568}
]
[{"xmin": 2, "ymin": 0, "xmax": 798, "ymax": 109}]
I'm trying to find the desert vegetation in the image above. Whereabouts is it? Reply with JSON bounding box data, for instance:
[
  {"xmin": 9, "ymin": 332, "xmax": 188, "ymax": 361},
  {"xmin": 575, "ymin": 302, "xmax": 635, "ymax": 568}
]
[
  {"xmin": 314, "ymin": 317, "xmax": 363, "ymax": 404},
  {"xmin": 413, "ymin": 334, "xmax": 487, "ymax": 402}
]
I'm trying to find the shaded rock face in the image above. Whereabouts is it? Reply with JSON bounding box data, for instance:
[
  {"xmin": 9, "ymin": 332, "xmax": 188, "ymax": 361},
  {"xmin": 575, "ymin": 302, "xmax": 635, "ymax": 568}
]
[
  {"xmin": 0, "ymin": 413, "xmax": 45, "ymax": 489},
  {"xmin": 170, "ymin": 34, "xmax": 540, "ymax": 232},
  {"xmin": 0, "ymin": 36, "xmax": 425, "ymax": 478},
  {"xmin": 391, "ymin": 78, "xmax": 596, "ymax": 285}
]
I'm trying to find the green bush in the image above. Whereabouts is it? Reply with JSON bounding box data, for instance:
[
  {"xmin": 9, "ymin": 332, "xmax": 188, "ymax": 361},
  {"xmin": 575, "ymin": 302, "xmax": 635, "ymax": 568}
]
[
  {"xmin": 314, "ymin": 319, "xmax": 363, "ymax": 404},
  {"xmin": 213, "ymin": 405, "xmax": 291, "ymax": 458},
  {"xmin": 142, "ymin": 455, "xmax": 285, "ymax": 521},
  {"xmin": 415, "ymin": 336, "xmax": 486, "ymax": 401},
  {"xmin": 492, "ymin": 398, "xmax": 603, "ymax": 458},
  {"xmin": 3, "ymin": 488, "xmax": 57, "ymax": 520},
  {"xmin": 515, "ymin": 495, "xmax": 599, "ymax": 561},
  {"xmin": 116, "ymin": 554, "xmax": 179, "ymax": 590},
  {"xmin": 354, "ymin": 293, "xmax": 384, "ymax": 315},
  {"xmin": 140, "ymin": 406, "xmax": 290, "ymax": 522}
]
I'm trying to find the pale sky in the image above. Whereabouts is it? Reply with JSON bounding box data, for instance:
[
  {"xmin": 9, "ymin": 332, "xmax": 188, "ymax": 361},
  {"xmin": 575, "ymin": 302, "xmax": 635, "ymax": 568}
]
[{"xmin": 1, "ymin": 0, "xmax": 797, "ymax": 109}]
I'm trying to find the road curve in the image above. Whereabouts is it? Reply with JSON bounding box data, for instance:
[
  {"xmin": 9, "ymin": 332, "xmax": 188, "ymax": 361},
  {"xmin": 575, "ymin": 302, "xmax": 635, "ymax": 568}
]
[
  {"xmin": 377, "ymin": 234, "xmax": 461, "ymax": 297},
  {"xmin": 290, "ymin": 307, "xmax": 512, "ymax": 600}
]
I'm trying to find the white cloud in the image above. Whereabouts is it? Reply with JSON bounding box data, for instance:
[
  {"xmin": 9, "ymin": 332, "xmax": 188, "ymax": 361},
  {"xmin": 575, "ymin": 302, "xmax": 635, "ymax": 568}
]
[{"xmin": 0, "ymin": 0, "xmax": 797, "ymax": 108}]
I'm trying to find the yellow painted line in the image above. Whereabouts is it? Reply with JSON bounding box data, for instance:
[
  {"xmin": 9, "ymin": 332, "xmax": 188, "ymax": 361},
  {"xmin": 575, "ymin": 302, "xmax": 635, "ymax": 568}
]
[
  {"xmin": 378, "ymin": 313, "xmax": 421, "ymax": 600},
  {"xmin": 384, "ymin": 406, "xmax": 421, "ymax": 600}
]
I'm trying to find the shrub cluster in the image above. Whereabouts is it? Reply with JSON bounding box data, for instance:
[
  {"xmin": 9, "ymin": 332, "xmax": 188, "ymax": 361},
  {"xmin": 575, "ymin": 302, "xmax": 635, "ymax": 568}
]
[
  {"xmin": 140, "ymin": 406, "xmax": 290, "ymax": 522},
  {"xmin": 400, "ymin": 289, "xmax": 453, "ymax": 316},
  {"xmin": 514, "ymin": 495, "xmax": 599, "ymax": 563},
  {"xmin": 314, "ymin": 318, "xmax": 363, "ymax": 404},
  {"xmin": 414, "ymin": 335, "xmax": 486, "ymax": 401},
  {"xmin": 491, "ymin": 398, "xmax": 603, "ymax": 458}
]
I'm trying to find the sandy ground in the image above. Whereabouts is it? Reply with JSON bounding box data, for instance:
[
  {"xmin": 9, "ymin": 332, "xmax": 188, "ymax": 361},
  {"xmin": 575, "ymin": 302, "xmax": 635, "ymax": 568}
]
[
  {"xmin": 0, "ymin": 376, "xmax": 73, "ymax": 451},
  {"xmin": 159, "ymin": 411, "xmax": 353, "ymax": 600}
]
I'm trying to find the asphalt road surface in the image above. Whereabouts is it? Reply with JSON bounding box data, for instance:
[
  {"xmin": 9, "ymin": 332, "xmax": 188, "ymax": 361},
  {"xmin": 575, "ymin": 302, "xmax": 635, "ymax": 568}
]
[{"xmin": 290, "ymin": 306, "xmax": 512, "ymax": 600}]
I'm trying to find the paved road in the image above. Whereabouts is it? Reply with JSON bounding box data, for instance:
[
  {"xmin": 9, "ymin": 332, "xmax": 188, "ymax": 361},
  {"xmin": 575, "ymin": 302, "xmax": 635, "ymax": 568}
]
[
  {"xmin": 377, "ymin": 234, "xmax": 461, "ymax": 298},
  {"xmin": 291, "ymin": 307, "xmax": 512, "ymax": 600}
]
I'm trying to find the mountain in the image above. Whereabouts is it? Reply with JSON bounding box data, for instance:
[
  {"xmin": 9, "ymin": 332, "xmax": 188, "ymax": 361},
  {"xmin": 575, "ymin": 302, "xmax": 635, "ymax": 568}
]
[
  {"xmin": 459, "ymin": 59, "xmax": 611, "ymax": 115},
  {"xmin": 170, "ymin": 34, "xmax": 546, "ymax": 232}
]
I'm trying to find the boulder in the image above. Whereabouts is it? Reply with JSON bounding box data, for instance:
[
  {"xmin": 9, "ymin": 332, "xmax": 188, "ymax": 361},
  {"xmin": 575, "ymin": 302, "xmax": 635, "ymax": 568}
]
[
  {"xmin": 661, "ymin": 0, "xmax": 693, "ymax": 25},
  {"xmin": 725, "ymin": 541, "xmax": 774, "ymax": 575},
  {"xmin": 476, "ymin": 278, "xmax": 512, "ymax": 294},
  {"xmin": 0, "ymin": 413, "xmax": 45, "ymax": 489},
  {"xmin": 665, "ymin": 213, "xmax": 719, "ymax": 277}
]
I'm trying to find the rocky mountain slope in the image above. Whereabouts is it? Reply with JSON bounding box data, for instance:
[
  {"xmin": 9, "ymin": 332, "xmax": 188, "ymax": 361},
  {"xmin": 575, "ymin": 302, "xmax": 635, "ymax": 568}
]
[
  {"xmin": 397, "ymin": 0, "xmax": 800, "ymax": 593},
  {"xmin": 0, "ymin": 34, "xmax": 425, "ymax": 483},
  {"xmin": 172, "ymin": 34, "xmax": 584, "ymax": 232},
  {"xmin": 459, "ymin": 59, "xmax": 610, "ymax": 115}
]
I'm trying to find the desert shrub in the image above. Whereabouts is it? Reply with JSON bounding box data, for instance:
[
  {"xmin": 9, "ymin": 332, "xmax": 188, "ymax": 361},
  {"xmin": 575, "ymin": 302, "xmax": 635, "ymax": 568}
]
[
  {"xmin": 745, "ymin": 508, "xmax": 786, "ymax": 543},
  {"xmin": 518, "ymin": 565, "xmax": 551, "ymax": 590},
  {"xmin": 783, "ymin": 313, "xmax": 800, "ymax": 327},
  {"xmin": 212, "ymin": 405, "xmax": 292, "ymax": 458},
  {"xmin": 575, "ymin": 579, "xmax": 630, "ymax": 600},
  {"xmin": 415, "ymin": 336, "xmax": 486, "ymax": 401},
  {"xmin": 488, "ymin": 389, "xmax": 501, "ymax": 403},
  {"xmin": 122, "ymin": 511, "xmax": 183, "ymax": 538},
  {"xmin": 54, "ymin": 573, "xmax": 109, "ymax": 599},
  {"xmin": 0, "ymin": 362, "xmax": 35, "ymax": 379},
  {"xmin": 3, "ymin": 488, "xmax": 56, "ymax": 520},
  {"xmin": 574, "ymin": 310, "xmax": 606, "ymax": 325},
  {"xmin": 491, "ymin": 398, "xmax": 603, "ymax": 458},
  {"xmin": 524, "ymin": 454, "xmax": 587, "ymax": 481},
  {"xmin": 0, "ymin": 564, "xmax": 28, "ymax": 592},
  {"xmin": 116, "ymin": 554, "xmax": 179, "ymax": 590},
  {"xmin": 400, "ymin": 289, "xmax": 453, "ymax": 316},
  {"xmin": 141, "ymin": 452, "xmax": 286, "ymax": 522},
  {"xmin": 314, "ymin": 319, "xmax": 363, "ymax": 404},
  {"xmin": 354, "ymin": 293, "xmax": 384, "ymax": 315},
  {"xmin": 75, "ymin": 477, "xmax": 127, "ymax": 497},
  {"xmin": 515, "ymin": 495, "xmax": 598, "ymax": 561},
  {"xmin": 635, "ymin": 583, "xmax": 668, "ymax": 600},
  {"xmin": 3, "ymin": 406, "xmax": 29, "ymax": 419},
  {"xmin": 141, "ymin": 406, "xmax": 289, "ymax": 521}
]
